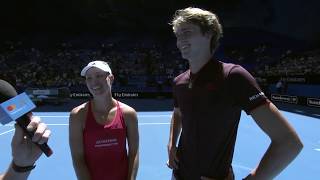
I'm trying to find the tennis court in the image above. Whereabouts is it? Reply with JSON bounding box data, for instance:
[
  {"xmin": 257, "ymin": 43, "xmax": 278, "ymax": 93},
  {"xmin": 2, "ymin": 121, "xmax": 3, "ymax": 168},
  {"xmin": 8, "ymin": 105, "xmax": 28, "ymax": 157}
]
[{"xmin": 0, "ymin": 110, "xmax": 319, "ymax": 179}]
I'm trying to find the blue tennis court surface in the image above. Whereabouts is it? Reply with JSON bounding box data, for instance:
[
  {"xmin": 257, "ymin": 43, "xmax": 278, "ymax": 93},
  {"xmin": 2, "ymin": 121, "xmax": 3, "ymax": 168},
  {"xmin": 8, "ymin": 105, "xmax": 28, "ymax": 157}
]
[{"xmin": 0, "ymin": 111, "xmax": 319, "ymax": 179}]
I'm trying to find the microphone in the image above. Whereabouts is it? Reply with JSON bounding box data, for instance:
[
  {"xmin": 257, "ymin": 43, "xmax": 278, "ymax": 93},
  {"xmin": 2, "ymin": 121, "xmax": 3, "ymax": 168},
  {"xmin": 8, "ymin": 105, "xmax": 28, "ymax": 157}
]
[{"xmin": 0, "ymin": 79, "xmax": 53, "ymax": 157}]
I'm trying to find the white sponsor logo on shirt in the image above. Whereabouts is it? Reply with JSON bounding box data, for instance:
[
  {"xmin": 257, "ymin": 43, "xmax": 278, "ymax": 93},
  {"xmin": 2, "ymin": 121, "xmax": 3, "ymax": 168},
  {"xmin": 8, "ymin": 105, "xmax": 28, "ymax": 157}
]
[
  {"xmin": 249, "ymin": 92, "xmax": 264, "ymax": 101},
  {"xmin": 95, "ymin": 138, "xmax": 119, "ymax": 148}
]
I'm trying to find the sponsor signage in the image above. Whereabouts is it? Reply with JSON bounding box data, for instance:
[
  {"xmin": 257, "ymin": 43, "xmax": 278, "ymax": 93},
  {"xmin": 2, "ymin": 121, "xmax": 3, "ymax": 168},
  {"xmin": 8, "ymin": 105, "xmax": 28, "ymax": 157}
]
[
  {"xmin": 271, "ymin": 94, "xmax": 298, "ymax": 104},
  {"xmin": 307, "ymin": 98, "xmax": 320, "ymax": 108},
  {"xmin": 70, "ymin": 92, "xmax": 172, "ymax": 99}
]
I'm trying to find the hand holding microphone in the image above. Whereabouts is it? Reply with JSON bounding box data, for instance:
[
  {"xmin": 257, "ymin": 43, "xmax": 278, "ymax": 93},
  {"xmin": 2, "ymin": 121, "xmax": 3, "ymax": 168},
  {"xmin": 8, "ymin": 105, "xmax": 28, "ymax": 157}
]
[
  {"xmin": 0, "ymin": 80, "xmax": 53, "ymax": 158},
  {"xmin": 11, "ymin": 115, "xmax": 51, "ymax": 169}
]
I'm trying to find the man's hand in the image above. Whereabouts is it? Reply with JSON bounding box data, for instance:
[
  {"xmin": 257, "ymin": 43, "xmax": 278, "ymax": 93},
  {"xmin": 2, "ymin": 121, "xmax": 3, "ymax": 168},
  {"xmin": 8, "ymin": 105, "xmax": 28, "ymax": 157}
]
[
  {"xmin": 11, "ymin": 116, "xmax": 51, "ymax": 167},
  {"xmin": 167, "ymin": 145, "xmax": 179, "ymax": 170}
]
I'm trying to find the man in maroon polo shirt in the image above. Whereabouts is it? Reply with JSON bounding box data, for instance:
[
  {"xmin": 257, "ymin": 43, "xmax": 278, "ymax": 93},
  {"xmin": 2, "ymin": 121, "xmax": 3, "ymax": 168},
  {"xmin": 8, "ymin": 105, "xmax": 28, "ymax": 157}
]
[{"xmin": 167, "ymin": 7, "xmax": 303, "ymax": 180}]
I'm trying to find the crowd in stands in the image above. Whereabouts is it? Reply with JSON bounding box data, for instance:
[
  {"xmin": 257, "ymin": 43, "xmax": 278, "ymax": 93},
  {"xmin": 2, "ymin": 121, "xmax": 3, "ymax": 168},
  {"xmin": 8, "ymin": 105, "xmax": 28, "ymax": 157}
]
[
  {"xmin": 0, "ymin": 35, "xmax": 188, "ymax": 93},
  {"xmin": 223, "ymin": 44, "xmax": 279, "ymax": 71},
  {"xmin": 223, "ymin": 44, "xmax": 320, "ymax": 77},
  {"xmin": 1, "ymin": 34, "xmax": 319, "ymax": 94},
  {"xmin": 256, "ymin": 50, "xmax": 320, "ymax": 76}
]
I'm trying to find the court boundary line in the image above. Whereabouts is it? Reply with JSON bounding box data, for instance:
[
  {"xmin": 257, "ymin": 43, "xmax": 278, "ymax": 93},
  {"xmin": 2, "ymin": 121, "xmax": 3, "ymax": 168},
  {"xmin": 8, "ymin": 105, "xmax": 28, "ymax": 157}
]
[
  {"xmin": 232, "ymin": 164, "xmax": 252, "ymax": 171},
  {"xmin": 37, "ymin": 115, "xmax": 171, "ymax": 118},
  {"xmin": 0, "ymin": 129, "xmax": 14, "ymax": 136},
  {"xmin": 0, "ymin": 122, "xmax": 170, "ymax": 135},
  {"xmin": 2, "ymin": 122, "xmax": 170, "ymax": 127}
]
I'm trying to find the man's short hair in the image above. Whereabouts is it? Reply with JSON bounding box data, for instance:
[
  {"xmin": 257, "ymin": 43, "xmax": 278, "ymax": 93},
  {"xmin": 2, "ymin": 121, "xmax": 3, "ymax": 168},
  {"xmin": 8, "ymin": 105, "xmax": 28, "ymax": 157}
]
[{"xmin": 171, "ymin": 7, "xmax": 223, "ymax": 51}]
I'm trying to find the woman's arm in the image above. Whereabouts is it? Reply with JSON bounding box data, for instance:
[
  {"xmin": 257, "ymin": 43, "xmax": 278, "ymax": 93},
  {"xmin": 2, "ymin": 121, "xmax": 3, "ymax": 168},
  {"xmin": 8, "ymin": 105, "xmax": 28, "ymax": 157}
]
[
  {"xmin": 123, "ymin": 106, "xmax": 139, "ymax": 180},
  {"xmin": 69, "ymin": 106, "xmax": 91, "ymax": 180}
]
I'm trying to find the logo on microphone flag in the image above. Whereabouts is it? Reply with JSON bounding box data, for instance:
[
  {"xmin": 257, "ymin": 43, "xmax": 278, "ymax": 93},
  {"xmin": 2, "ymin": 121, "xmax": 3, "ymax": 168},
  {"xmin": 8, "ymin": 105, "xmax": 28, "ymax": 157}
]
[{"xmin": 7, "ymin": 104, "xmax": 16, "ymax": 111}]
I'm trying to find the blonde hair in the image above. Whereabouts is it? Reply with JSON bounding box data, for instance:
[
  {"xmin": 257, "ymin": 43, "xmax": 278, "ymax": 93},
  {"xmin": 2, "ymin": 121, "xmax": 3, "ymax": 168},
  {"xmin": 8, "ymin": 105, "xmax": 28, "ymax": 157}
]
[{"xmin": 171, "ymin": 7, "xmax": 223, "ymax": 51}]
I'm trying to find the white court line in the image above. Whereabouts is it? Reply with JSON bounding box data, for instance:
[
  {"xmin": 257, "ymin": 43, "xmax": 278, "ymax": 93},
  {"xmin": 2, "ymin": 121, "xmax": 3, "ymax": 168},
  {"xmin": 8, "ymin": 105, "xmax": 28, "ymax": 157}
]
[
  {"xmin": 42, "ymin": 123, "xmax": 170, "ymax": 126},
  {"xmin": 139, "ymin": 115, "xmax": 171, "ymax": 117},
  {"xmin": 38, "ymin": 115, "xmax": 171, "ymax": 118},
  {"xmin": 139, "ymin": 123, "xmax": 170, "ymax": 125},
  {"xmin": 2, "ymin": 122, "xmax": 170, "ymax": 128},
  {"xmin": 47, "ymin": 124, "xmax": 68, "ymax": 126},
  {"xmin": 1, "ymin": 122, "xmax": 169, "ymax": 135},
  {"xmin": 232, "ymin": 164, "xmax": 252, "ymax": 171},
  {"xmin": 38, "ymin": 116, "xmax": 69, "ymax": 118},
  {"xmin": 0, "ymin": 129, "xmax": 15, "ymax": 136}
]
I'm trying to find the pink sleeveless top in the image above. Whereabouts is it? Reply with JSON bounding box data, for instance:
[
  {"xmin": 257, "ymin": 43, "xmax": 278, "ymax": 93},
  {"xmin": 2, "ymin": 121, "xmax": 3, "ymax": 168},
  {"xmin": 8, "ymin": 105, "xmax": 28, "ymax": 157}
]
[{"xmin": 83, "ymin": 101, "xmax": 128, "ymax": 180}]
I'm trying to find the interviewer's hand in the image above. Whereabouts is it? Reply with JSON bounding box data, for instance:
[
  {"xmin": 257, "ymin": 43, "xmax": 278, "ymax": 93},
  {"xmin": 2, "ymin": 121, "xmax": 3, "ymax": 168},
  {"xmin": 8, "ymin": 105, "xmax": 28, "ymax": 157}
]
[{"xmin": 11, "ymin": 116, "xmax": 51, "ymax": 167}]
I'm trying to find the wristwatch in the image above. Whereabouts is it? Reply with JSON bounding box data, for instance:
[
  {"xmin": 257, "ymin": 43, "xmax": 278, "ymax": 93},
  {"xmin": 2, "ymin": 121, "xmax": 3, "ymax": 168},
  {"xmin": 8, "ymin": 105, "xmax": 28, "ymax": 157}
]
[{"xmin": 11, "ymin": 161, "xmax": 36, "ymax": 173}]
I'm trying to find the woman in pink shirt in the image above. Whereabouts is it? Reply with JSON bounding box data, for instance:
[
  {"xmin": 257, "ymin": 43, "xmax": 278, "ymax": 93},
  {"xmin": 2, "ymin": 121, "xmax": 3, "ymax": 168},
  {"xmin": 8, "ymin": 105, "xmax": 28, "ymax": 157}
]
[{"xmin": 69, "ymin": 61, "xmax": 139, "ymax": 180}]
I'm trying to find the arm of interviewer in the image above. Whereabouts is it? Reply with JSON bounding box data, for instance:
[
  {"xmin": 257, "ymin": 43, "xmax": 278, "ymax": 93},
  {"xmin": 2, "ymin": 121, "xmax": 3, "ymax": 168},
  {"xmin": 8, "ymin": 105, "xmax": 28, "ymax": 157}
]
[{"xmin": 1, "ymin": 115, "xmax": 50, "ymax": 180}]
